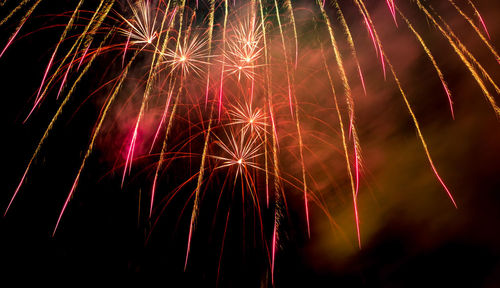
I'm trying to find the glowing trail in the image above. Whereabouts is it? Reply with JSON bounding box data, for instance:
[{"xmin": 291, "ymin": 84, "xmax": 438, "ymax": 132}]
[
  {"xmin": 274, "ymin": 0, "xmax": 310, "ymax": 238},
  {"xmin": 26, "ymin": 0, "xmax": 113, "ymax": 121},
  {"xmin": 285, "ymin": 0, "xmax": 299, "ymax": 68},
  {"xmin": 0, "ymin": 0, "xmax": 43, "ymax": 60},
  {"xmin": 0, "ymin": 0, "xmax": 31, "ymax": 27},
  {"xmin": 318, "ymin": 0, "xmax": 362, "ymax": 247},
  {"xmin": 273, "ymin": 0, "xmax": 294, "ymax": 116},
  {"xmin": 319, "ymin": 33, "xmax": 361, "ymax": 249},
  {"xmin": 54, "ymin": 49, "xmax": 139, "ymax": 235},
  {"xmin": 396, "ymin": 7, "xmax": 454, "ymax": 118},
  {"xmin": 333, "ymin": 0, "xmax": 367, "ymax": 96},
  {"xmin": 122, "ymin": 0, "xmax": 175, "ymax": 186},
  {"xmin": 259, "ymin": 0, "xmax": 284, "ymax": 282},
  {"xmin": 467, "ymin": 0, "xmax": 491, "ymax": 42},
  {"xmin": 448, "ymin": 0, "xmax": 500, "ymax": 64},
  {"xmin": 185, "ymin": 0, "xmax": 224, "ymax": 270},
  {"xmin": 150, "ymin": 82, "xmax": 182, "ymax": 219},
  {"xmin": 414, "ymin": 0, "xmax": 500, "ymax": 116},
  {"xmin": 257, "ymin": 0, "xmax": 271, "ymax": 209},
  {"xmin": 5, "ymin": 6, "xmax": 114, "ymax": 215},
  {"xmin": 35, "ymin": 0, "xmax": 85, "ymax": 106},
  {"xmin": 357, "ymin": 0, "xmax": 458, "ymax": 207}
]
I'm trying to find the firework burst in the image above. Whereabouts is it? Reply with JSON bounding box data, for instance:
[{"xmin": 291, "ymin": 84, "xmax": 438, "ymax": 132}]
[{"xmin": 2, "ymin": 0, "xmax": 499, "ymax": 284}]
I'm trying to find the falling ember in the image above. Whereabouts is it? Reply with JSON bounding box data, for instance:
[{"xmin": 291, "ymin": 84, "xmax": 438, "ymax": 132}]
[{"xmin": 2, "ymin": 0, "xmax": 499, "ymax": 284}]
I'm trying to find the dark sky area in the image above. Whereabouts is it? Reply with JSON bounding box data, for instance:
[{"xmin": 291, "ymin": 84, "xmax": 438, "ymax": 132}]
[{"xmin": 0, "ymin": 0, "xmax": 499, "ymax": 286}]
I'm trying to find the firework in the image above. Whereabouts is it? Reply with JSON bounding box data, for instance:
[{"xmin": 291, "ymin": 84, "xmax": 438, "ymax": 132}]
[{"xmin": 2, "ymin": 0, "xmax": 499, "ymax": 284}]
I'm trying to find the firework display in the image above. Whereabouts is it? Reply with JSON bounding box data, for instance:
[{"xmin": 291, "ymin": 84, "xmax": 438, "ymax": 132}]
[{"xmin": 1, "ymin": 0, "xmax": 499, "ymax": 284}]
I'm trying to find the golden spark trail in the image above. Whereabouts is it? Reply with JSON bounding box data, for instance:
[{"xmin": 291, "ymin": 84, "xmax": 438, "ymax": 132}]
[
  {"xmin": 204, "ymin": 0, "xmax": 215, "ymax": 104},
  {"xmin": 84, "ymin": 0, "xmax": 114, "ymax": 48},
  {"xmin": 123, "ymin": 0, "xmax": 184, "ymax": 185},
  {"xmin": 333, "ymin": 0, "xmax": 367, "ymax": 96},
  {"xmin": 414, "ymin": 0, "xmax": 500, "ymax": 116},
  {"xmin": 182, "ymin": 0, "xmax": 215, "ymax": 226},
  {"xmin": 396, "ymin": 7, "xmax": 454, "ymax": 118},
  {"xmin": 185, "ymin": 0, "xmax": 222, "ymax": 270},
  {"xmin": 147, "ymin": 2, "xmax": 179, "ymax": 152},
  {"xmin": 257, "ymin": 0, "xmax": 271, "ymax": 209},
  {"xmin": 318, "ymin": 28, "xmax": 361, "ymax": 249},
  {"xmin": 150, "ymin": 81, "xmax": 182, "ymax": 219},
  {"xmin": 448, "ymin": 0, "xmax": 499, "ymax": 62},
  {"xmin": 53, "ymin": 49, "xmax": 140, "ymax": 235},
  {"xmin": 5, "ymin": 11, "xmax": 114, "ymax": 215},
  {"xmin": 149, "ymin": 0, "xmax": 187, "ymax": 218},
  {"xmin": 356, "ymin": 0, "xmax": 458, "ymax": 207},
  {"xmin": 387, "ymin": 59, "xmax": 458, "ymax": 208},
  {"xmin": 0, "ymin": 0, "xmax": 31, "ymax": 27},
  {"xmin": 285, "ymin": 0, "xmax": 298, "ymax": 68},
  {"xmin": 34, "ymin": 0, "xmax": 85, "ymax": 113},
  {"xmin": 217, "ymin": 0, "xmax": 229, "ymax": 120},
  {"xmin": 274, "ymin": 0, "xmax": 310, "ymax": 238},
  {"xmin": 259, "ymin": 0, "xmax": 284, "ymax": 282},
  {"xmin": 429, "ymin": 5, "xmax": 500, "ymax": 96},
  {"xmin": 273, "ymin": 0, "xmax": 294, "ymax": 116},
  {"xmin": 0, "ymin": 0, "xmax": 43, "ymax": 59},
  {"xmin": 467, "ymin": 0, "xmax": 491, "ymax": 40},
  {"xmin": 152, "ymin": 0, "xmax": 175, "ymax": 68},
  {"xmin": 318, "ymin": 0, "xmax": 362, "ymax": 248},
  {"xmin": 27, "ymin": 0, "xmax": 112, "ymax": 120}
]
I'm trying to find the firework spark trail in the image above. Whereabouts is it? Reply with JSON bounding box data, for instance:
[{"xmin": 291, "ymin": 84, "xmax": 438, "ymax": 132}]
[
  {"xmin": 185, "ymin": 0, "xmax": 222, "ymax": 270},
  {"xmin": 149, "ymin": 86, "xmax": 174, "ymax": 154},
  {"xmin": 356, "ymin": 0, "xmax": 458, "ymax": 208},
  {"xmin": 149, "ymin": 0, "xmax": 187, "ymax": 218},
  {"xmin": 0, "ymin": 0, "xmax": 31, "ymax": 27},
  {"xmin": 122, "ymin": 0, "xmax": 179, "ymax": 186},
  {"xmin": 333, "ymin": 0, "xmax": 367, "ymax": 96},
  {"xmin": 436, "ymin": 11, "xmax": 500, "ymax": 97},
  {"xmin": 26, "ymin": 0, "xmax": 112, "ymax": 121},
  {"xmin": 396, "ymin": 7, "xmax": 454, "ymax": 119},
  {"xmin": 53, "ymin": 48, "xmax": 139, "ymax": 236},
  {"xmin": 273, "ymin": 0, "xmax": 294, "ymax": 117},
  {"xmin": 258, "ymin": 0, "xmax": 285, "ymax": 282},
  {"xmin": 448, "ymin": 0, "xmax": 500, "ymax": 64},
  {"xmin": 285, "ymin": 0, "xmax": 298, "ymax": 69},
  {"xmin": 204, "ymin": 0, "xmax": 215, "ymax": 105},
  {"xmin": 216, "ymin": 208, "xmax": 231, "ymax": 286},
  {"xmin": 273, "ymin": 0, "xmax": 311, "ymax": 238},
  {"xmin": 255, "ymin": 0, "xmax": 271, "ymax": 209},
  {"xmin": 318, "ymin": 27, "xmax": 361, "ymax": 249},
  {"xmin": 318, "ymin": 0, "xmax": 362, "ymax": 248},
  {"xmin": 4, "ymin": 5, "xmax": 115, "ymax": 215},
  {"xmin": 148, "ymin": 1, "xmax": 179, "ymax": 152},
  {"xmin": 35, "ymin": 0, "xmax": 85, "ymax": 109},
  {"xmin": 6, "ymin": 0, "xmax": 499, "ymax": 281},
  {"xmin": 184, "ymin": 0, "xmax": 216, "ymax": 240},
  {"xmin": 428, "ymin": 3, "xmax": 500, "ymax": 95},
  {"xmin": 388, "ymin": 59, "xmax": 458, "ymax": 208},
  {"xmin": 150, "ymin": 81, "xmax": 182, "ymax": 219},
  {"xmin": 0, "ymin": 0, "xmax": 42, "ymax": 59},
  {"xmin": 414, "ymin": 0, "xmax": 500, "ymax": 117},
  {"xmin": 118, "ymin": 0, "xmax": 158, "ymax": 46},
  {"xmin": 217, "ymin": 0, "xmax": 229, "ymax": 121},
  {"xmin": 385, "ymin": 0, "xmax": 397, "ymax": 26},
  {"xmin": 428, "ymin": 2, "xmax": 500, "ymax": 94},
  {"xmin": 467, "ymin": 0, "xmax": 491, "ymax": 40}
]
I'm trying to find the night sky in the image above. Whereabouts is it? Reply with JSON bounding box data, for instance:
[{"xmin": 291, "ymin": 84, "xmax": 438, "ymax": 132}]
[{"xmin": 1, "ymin": 0, "xmax": 499, "ymax": 286}]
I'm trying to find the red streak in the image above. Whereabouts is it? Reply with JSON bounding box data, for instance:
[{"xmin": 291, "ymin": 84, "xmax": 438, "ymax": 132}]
[
  {"xmin": 476, "ymin": 12, "xmax": 491, "ymax": 40},
  {"xmin": 0, "ymin": 21, "xmax": 24, "ymax": 60},
  {"xmin": 53, "ymin": 174, "xmax": 80, "ymax": 236},
  {"xmin": 442, "ymin": 81, "xmax": 454, "ymax": 119}
]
